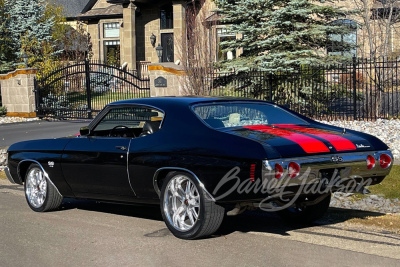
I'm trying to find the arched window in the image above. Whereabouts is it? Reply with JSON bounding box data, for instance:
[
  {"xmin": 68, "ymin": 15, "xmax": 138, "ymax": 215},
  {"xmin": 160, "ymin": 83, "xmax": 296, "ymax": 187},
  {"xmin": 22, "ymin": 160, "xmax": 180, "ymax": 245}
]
[
  {"xmin": 327, "ymin": 19, "xmax": 357, "ymax": 57},
  {"xmin": 160, "ymin": 4, "xmax": 174, "ymax": 62},
  {"xmin": 160, "ymin": 5, "xmax": 173, "ymax": 30}
]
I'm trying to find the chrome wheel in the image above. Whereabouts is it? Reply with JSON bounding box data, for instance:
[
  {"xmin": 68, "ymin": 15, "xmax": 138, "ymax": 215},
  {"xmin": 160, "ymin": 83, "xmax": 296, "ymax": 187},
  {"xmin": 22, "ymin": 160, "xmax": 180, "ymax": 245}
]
[
  {"xmin": 25, "ymin": 167, "xmax": 47, "ymax": 208},
  {"xmin": 163, "ymin": 174, "xmax": 200, "ymax": 232}
]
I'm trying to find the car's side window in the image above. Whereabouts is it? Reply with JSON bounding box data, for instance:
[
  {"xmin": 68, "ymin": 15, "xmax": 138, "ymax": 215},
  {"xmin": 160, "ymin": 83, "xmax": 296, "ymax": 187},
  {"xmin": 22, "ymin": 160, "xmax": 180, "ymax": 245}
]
[{"xmin": 91, "ymin": 106, "xmax": 164, "ymax": 138}]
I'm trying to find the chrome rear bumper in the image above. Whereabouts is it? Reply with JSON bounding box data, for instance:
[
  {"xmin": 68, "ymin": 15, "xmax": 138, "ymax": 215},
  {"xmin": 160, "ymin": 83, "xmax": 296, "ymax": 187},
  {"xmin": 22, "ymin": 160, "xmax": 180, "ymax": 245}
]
[
  {"xmin": 263, "ymin": 150, "xmax": 393, "ymax": 190},
  {"xmin": 4, "ymin": 167, "xmax": 16, "ymax": 184}
]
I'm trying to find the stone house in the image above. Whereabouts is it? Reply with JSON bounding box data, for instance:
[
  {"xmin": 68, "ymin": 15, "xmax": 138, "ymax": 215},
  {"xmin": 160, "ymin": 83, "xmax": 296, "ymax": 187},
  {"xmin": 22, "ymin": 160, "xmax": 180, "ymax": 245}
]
[
  {"xmin": 55, "ymin": 0, "xmax": 400, "ymax": 71},
  {"xmin": 74, "ymin": 0, "xmax": 213, "ymax": 71},
  {"xmin": 323, "ymin": 0, "xmax": 400, "ymax": 58},
  {"xmin": 59, "ymin": 0, "xmax": 230, "ymax": 72}
]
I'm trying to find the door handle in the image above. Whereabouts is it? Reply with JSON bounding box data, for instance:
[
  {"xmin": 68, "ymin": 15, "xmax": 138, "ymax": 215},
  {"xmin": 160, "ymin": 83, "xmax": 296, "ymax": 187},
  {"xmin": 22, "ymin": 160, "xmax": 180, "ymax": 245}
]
[{"xmin": 116, "ymin": 146, "xmax": 128, "ymax": 151}]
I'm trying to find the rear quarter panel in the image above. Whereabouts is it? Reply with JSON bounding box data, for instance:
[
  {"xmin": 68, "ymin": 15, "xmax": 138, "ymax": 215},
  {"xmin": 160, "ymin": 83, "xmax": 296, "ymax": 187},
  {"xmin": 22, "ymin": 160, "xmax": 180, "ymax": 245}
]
[{"xmin": 128, "ymin": 105, "xmax": 269, "ymax": 202}]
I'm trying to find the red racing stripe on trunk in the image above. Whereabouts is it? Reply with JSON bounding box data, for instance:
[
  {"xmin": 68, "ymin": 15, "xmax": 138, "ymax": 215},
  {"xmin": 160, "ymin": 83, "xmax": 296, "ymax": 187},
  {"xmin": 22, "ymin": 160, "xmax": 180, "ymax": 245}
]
[
  {"xmin": 244, "ymin": 125, "xmax": 330, "ymax": 154},
  {"xmin": 274, "ymin": 124, "xmax": 356, "ymax": 151}
]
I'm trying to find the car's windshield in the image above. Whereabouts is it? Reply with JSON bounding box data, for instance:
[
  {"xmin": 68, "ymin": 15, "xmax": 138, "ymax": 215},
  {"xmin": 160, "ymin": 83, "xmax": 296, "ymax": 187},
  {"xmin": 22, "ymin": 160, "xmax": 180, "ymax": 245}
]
[{"xmin": 192, "ymin": 102, "xmax": 308, "ymax": 129}]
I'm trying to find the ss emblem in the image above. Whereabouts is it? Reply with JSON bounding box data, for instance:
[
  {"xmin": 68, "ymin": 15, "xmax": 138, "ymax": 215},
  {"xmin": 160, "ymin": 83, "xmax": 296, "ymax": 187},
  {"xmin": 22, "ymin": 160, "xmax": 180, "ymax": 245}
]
[{"xmin": 331, "ymin": 156, "xmax": 343, "ymax": 163}]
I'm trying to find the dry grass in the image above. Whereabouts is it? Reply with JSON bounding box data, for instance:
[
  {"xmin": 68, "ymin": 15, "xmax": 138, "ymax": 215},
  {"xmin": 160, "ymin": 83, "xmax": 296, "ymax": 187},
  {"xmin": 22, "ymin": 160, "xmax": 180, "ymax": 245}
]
[
  {"xmin": 367, "ymin": 165, "xmax": 400, "ymax": 199},
  {"xmin": 348, "ymin": 214, "xmax": 400, "ymax": 234},
  {"xmin": 0, "ymin": 171, "xmax": 6, "ymax": 180},
  {"xmin": 352, "ymin": 165, "xmax": 400, "ymax": 200},
  {"xmin": 323, "ymin": 208, "xmax": 400, "ymax": 234},
  {"xmin": 326, "ymin": 165, "xmax": 400, "ymax": 232}
]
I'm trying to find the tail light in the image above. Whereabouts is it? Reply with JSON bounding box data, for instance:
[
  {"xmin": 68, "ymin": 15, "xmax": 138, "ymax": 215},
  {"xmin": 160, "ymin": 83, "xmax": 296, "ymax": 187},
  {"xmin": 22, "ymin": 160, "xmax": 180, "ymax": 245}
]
[
  {"xmin": 275, "ymin": 163, "xmax": 283, "ymax": 179},
  {"xmin": 367, "ymin": 155, "xmax": 375, "ymax": 170},
  {"xmin": 250, "ymin": 164, "xmax": 256, "ymax": 182},
  {"xmin": 288, "ymin": 162, "xmax": 300, "ymax": 178},
  {"xmin": 380, "ymin": 154, "xmax": 392, "ymax": 169}
]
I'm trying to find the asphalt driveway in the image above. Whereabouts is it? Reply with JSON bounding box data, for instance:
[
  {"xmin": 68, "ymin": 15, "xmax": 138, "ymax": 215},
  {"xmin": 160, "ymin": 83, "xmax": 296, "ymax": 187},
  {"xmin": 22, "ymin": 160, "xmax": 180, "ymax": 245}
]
[
  {"xmin": 1, "ymin": 180, "xmax": 400, "ymax": 267},
  {"xmin": 0, "ymin": 120, "xmax": 91, "ymax": 148}
]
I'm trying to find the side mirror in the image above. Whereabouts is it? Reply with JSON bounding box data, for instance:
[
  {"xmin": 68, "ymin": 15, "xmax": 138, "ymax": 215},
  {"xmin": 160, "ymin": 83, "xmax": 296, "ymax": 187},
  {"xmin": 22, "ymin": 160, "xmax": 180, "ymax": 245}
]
[{"xmin": 80, "ymin": 127, "xmax": 90, "ymax": 136}]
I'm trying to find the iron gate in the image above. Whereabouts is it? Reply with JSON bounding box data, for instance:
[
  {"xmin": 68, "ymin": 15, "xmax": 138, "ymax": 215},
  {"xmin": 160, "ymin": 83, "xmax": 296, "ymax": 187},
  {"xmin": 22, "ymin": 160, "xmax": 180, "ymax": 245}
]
[
  {"xmin": 0, "ymin": 82, "xmax": 2, "ymax": 107},
  {"xmin": 34, "ymin": 60, "xmax": 150, "ymax": 119}
]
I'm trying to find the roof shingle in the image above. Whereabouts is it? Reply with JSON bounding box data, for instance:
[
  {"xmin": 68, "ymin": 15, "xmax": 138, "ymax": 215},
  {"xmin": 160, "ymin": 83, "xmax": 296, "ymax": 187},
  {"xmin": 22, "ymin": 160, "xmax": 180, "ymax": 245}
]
[
  {"xmin": 77, "ymin": 5, "xmax": 123, "ymax": 20},
  {"xmin": 48, "ymin": 0, "xmax": 92, "ymax": 19}
]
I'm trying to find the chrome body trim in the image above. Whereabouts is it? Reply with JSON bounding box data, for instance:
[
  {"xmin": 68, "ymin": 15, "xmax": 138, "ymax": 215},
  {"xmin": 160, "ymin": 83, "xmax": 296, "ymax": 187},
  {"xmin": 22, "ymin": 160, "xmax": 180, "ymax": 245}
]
[
  {"xmin": 263, "ymin": 150, "xmax": 393, "ymax": 189},
  {"xmin": 4, "ymin": 167, "xmax": 16, "ymax": 184},
  {"xmin": 153, "ymin": 167, "xmax": 216, "ymax": 202},
  {"xmin": 126, "ymin": 139, "xmax": 137, "ymax": 196},
  {"xmin": 17, "ymin": 160, "xmax": 62, "ymax": 196}
]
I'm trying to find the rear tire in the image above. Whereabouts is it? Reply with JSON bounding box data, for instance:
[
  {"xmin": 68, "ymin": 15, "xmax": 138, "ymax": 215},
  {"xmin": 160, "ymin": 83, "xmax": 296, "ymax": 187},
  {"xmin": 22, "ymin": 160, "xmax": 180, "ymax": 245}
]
[
  {"xmin": 160, "ymin": 171, "xmax": 225, "ymax": 239},
  {"xmin": 24, "ymin": 164, "xmax": 63, "ymax": 212},
  {"xmin": 276, "ymin": 194, "xmax": 331, "ymax": 224}
]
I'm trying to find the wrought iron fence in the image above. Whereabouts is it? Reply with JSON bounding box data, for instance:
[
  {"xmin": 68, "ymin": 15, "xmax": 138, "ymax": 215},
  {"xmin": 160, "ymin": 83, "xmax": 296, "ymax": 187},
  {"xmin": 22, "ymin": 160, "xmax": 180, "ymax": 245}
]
[
  {"xmin": 35, "ymin": 60, "xmax": 150, "ymax": 119},
  {"xmin": 0, "ymin": 82, "xmax": 2, "ymax": 107},
  {"xmin": 207, "ymin": 57, "xmax": 400, "ymax": 121}
]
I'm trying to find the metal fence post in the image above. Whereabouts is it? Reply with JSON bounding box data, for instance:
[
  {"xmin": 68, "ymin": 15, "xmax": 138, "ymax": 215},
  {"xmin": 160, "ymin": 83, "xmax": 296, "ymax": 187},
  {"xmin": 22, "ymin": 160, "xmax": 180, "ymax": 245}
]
[
  {"xmin": 85, "ymin": 59, "xmax": 92, "ymax": 119},
  {"xmin": 268, "ymin": 73, "xmax": 273, "ymax": 102},
  {"xmin": 33, "ymin": 78, "xmax": 40, "ymax": 116},
  {"xmin": 353, "ymin": 56, "xmax": 357, "ymax": 120}
]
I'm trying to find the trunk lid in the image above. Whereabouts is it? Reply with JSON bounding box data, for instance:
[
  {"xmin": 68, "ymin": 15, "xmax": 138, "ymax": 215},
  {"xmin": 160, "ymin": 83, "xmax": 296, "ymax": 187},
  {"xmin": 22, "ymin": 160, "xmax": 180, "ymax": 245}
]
[{"xmin": 224, "ymin": 124, "xmax": 374, "ymax": 158}]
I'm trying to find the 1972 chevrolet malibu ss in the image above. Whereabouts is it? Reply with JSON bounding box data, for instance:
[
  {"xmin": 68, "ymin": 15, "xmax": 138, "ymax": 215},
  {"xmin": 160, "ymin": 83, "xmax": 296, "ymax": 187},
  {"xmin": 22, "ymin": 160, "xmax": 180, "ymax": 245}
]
[{"xmin": 5, "ymin": 97, "xmax": 393, "ymax": 239}]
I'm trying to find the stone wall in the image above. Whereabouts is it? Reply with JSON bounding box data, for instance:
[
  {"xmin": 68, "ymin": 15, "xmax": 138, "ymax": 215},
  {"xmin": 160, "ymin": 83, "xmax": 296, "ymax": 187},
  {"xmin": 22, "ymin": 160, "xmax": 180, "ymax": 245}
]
[
  {"xmin": 136, "ymin": 1, "xmax": 186, "ymax": 64},
  {"xmin": 0, "ymin": 148, "xmax": 6, "ymax": 170},
  {"xmin": 85, "ymin": 1, "xmax": 189, "ymax": 68},
  {"xmin": 148, "ymin": 63, "xmax": 187, "ymax": 97},
  {"xmin": 136, "ymin": 5, "xmax": 162, "ymax": 63},
  {"xmin": 88, "ymin": 23, "xmax": 100, "ymax": 60},
  {"xmin": 122, "ymin": 2, "xmax": 137, "ymax": 69},
  {"xmin": 89, "ymin": 18, "xmax": 124, "ymax": 62},
  {"xmin": 0, "ymin": 69, "xmax": 37, "ymax": 117}
]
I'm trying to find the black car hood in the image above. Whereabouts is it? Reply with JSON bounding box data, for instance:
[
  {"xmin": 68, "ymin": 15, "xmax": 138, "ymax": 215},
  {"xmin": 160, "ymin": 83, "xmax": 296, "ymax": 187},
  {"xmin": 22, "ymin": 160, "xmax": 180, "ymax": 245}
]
[{"xmin": 224, "ymin": 124, "xmax": 377, "ymax": 158}]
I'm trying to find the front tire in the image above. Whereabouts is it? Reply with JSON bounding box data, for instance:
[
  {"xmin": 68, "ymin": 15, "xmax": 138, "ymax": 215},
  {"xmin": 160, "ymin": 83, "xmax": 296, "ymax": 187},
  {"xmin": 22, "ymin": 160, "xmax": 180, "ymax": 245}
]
[
  {"xmin": 24, "ymin": 164, "xmax": 63, "ymax": 212},
  {"xmin": 160, "ymin": 171, "xmax": 225, "ymax": 239}
]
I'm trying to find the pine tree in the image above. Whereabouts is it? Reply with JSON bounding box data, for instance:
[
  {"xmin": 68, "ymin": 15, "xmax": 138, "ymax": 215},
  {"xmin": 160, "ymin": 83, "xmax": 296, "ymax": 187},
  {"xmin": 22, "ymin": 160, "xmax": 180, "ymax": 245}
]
[
  {"xmin": 0, "ymin": 0, "xmax": 13, "ymax": 71},
  {"xmin": 215, "ymin": 0, "xmax": 355, "ymax": 72},
  {"xmin": 4, "ymin": 0, "xmax": 55, "ymax": 58}
]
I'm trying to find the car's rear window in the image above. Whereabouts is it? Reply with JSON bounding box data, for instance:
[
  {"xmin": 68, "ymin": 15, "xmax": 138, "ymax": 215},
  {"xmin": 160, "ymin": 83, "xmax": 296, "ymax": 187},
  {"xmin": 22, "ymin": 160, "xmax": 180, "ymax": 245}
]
[{"xmin": 192, "ymin": 102, "xmax": 308, "ymax": 128}]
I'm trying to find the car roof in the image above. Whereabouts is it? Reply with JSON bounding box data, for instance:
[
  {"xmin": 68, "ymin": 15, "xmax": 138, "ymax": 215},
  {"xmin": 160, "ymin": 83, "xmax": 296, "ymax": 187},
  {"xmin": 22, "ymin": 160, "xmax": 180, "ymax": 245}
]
[
  {"xmin": 108, "ymin": 96, "xmax": 271, "ymax": 109},
  {"xmin": 106, "ymin": 96, "xmax": 313, "ymax": 124}
]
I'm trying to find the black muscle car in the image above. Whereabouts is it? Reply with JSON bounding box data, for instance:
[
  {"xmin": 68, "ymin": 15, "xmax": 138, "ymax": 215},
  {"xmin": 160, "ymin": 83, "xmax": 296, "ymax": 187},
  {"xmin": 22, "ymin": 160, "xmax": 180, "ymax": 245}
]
[{"xmin": 5, "ymin": 97, "xmax": 393, "ymax": 239}]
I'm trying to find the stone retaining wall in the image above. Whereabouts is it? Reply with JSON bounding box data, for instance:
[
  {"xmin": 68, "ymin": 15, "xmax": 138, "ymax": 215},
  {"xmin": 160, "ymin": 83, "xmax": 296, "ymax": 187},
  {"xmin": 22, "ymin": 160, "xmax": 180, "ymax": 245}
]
[
  {"xmin": 0, "ymin": 69, "xmax": 37, "ymax": 117},
  {"xmin": 0, "ymin": 148, "xmax": 7, "ymax": 171},
  {"xmin": 148, "ymin": 63, "xmax": 187, "ymax": 97}
]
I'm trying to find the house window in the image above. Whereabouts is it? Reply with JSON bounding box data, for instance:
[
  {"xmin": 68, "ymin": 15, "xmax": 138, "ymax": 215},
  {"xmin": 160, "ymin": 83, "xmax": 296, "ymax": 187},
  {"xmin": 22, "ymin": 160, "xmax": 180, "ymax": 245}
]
[
  {"xmin": 104, "ymin": 22, "xmax": 120, "ymax": 38},
  {"xmin": 327, "ymin": 19, "xmax": 357, "ymax": 57},
  {"xmin": 161, "ymin": 33, "xmax": 174, "ymax": 62},
  {"xmin": 104, "ymin": 40, "xmax": 120, "ymax": 65},
  {"xmin": 217, "ymin": 28, "xmax": 236, "ymax": 61},
  {"xmin": 160, "ymin": 5, "xmax": 173, "ymax": 30}
]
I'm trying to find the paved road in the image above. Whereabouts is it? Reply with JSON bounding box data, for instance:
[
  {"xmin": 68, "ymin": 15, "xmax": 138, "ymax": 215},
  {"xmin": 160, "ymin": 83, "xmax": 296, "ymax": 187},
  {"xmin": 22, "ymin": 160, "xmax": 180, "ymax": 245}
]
[
  {"xmin": 0, "ymin": 120, "xmax": 91, "ymax": 148},
  {"xmin": 1, "ymin": 180, "xmax": 399, "ymax": 267}
]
